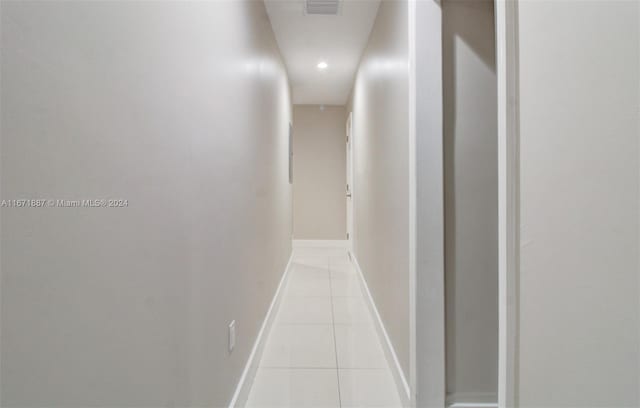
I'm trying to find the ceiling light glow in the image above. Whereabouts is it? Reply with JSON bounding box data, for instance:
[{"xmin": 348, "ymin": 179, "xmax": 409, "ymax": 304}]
[{"xmin": 317, "ymin": 61, "xmax": 328, "ymax": 70}]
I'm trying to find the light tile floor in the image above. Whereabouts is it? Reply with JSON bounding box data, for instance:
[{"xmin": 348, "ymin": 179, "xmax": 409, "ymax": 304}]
[{"xmin": 246, "ymin": 247, "xmax": 403, "ymax": 408}]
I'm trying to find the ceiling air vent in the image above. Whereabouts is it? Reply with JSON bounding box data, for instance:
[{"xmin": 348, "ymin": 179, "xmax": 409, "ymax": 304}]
[{"xmin": 305, "ymin": 0, "xmax": 340, "ymax": 15}]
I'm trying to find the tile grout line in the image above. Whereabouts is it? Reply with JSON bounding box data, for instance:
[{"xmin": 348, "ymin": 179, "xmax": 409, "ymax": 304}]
[
  {"xmin": 258, "ymin": 366, "xmax": 340, "ymax": 370},
  {"xmin": 327, "ymin": 255, "xmax": 343, "ymax": 408}
]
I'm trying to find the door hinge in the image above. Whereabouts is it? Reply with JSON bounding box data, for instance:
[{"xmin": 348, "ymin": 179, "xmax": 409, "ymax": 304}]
[{"xmin": 347, "ymin": 232, "xmax": 350, "ymax": 240}]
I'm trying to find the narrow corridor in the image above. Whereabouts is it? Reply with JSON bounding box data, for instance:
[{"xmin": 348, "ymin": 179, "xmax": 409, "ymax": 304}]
[{"xmin": 246, "ymin": 247, "xmax": 402, "ymax": 407}]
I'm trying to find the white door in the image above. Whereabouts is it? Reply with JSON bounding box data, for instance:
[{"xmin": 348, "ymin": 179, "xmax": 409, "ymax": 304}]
[{"xmin": 346, "ymin": 112, "xmax": 354, "ymax": 246}]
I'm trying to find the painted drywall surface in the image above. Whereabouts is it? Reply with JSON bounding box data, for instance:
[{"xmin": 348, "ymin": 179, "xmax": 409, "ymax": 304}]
[
  {"xmin": 442, "ymin": 0, "xmax": 498, "ymax": 403},
  {"xmin": 264, "ymin": 0, "xmax": 380, "ymax": 105},
  {"xmin": 292, "ymin": 105, "xmax": 347, "ymax": 240},
  {"xmin": 517, "ymin": 1, "xmax": 639, "ymax": 406},
  {"xmin": 350, "ymin": 0, "xmax": 410, "ymax": 379},
  {"xmin": 0, "ymin": 1, "xmax": 292, "ymax": 406},
  {"xmin": 414, "ymin": 0, "xmax": 445, "ymax": 405}
]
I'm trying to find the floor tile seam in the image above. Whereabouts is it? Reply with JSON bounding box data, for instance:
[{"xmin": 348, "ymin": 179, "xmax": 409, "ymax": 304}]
[{"xmin": 258, "ymin": 366, "xmax": 339, "ymax": 370}]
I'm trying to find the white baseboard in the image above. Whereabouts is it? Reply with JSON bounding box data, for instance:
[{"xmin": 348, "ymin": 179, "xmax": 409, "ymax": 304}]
[
  {"xmin": 447, "ymin": 392, "xmax": 498, "ymax": 408},
  {"xmin": 448, "ymin": 404, "xmax": 498, "ymax": 408},
  {"xmin": 228, "ymin": 252, "xmax": 294, "ymax": 408},
  {"xmin": 349, "ymin": 251, "xmax": 411, "ymax": 407},
  {"xmin": 292, "ymin": 239, "xmax": 350, "ymax": 248}
]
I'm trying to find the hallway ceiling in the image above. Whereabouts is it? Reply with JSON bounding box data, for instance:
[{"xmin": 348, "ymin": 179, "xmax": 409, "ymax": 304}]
[{"xmin": 264, "ymin": 0, "xmax": 381, "ymax": 106}]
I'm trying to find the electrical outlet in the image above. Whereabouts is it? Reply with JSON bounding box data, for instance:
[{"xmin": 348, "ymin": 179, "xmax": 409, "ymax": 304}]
[{"xmin": 228, "ymin": 320, "xmax": 236, "ymax": 353}]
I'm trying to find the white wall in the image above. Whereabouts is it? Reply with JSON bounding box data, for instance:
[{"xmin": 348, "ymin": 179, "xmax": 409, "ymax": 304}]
[
  {"xmin": 349, "ymin": 0, "xmax": 410, "ymax": 379},
  {"xmin": 516, "ymin": 1, "xmax": 640, "ymax": 406},
  {"xmin": 293, "ymin": 105, "xmax": 347, "ymax": 240},
  {"xmin": 442, "ymin": 0, "xmax": 498, "ymax": 404},
  {"xmin": 0, "ymin": 1, "xmax": 292, "ymax": 406}
]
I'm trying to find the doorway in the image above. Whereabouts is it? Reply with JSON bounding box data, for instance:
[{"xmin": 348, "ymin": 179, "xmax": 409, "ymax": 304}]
[{"xmin": 346, "ymin": 112, "xmax": 354, "ymax": 247}]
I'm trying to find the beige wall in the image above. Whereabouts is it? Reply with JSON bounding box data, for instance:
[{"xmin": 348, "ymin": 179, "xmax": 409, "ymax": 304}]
[
  {"xmin": 349, "ymin": 0, "xmax": 410, "ymax": 379},
  {"xmin": 0, "ymin": 1, "xmax": 292, "ymax": 406},
  {"xmin": 443, "ymin": 0, "xmax": 498, "ymax": 404},
  {"xmin": 293, "ymin": 105, "xmax": 347, "ymax": 240},
  {"xmin": 517, "ymin": 1, "xmax": 639, "ymax": 406}
]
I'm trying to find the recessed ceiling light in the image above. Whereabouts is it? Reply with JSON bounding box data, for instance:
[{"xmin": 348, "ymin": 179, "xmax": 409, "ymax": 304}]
[{"xmin": 317, "ymin": 61, "xmax": 328, "ymax": 70}]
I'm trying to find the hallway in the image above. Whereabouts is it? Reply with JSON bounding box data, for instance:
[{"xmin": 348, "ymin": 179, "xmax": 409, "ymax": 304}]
[
  {"xmin": 246, "ymin": 247, "xmax": 402, "ymax": 407},
  {"xmin": 2, "ymin": 1, "xmax": 640, "ymax": 407}
]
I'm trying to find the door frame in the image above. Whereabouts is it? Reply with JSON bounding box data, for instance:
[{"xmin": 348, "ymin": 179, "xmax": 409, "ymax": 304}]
[
  {"xmin": 346, "ymin": 112, "xmax": 354, "ymax": 249},
  {"xmin": 408, "ymin": 0, "xmax": 418, "ymax": 405},
  {"xmin": 410, "ymin": 0, "xmax": 520, "ymax": 407},
  {"xmin": 495, "ymin": 1, "xmax": 520, "ymax": 406},
  {"xmin": 410, "ymin": 1, "xmax": 445, "ymax": 406}
]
